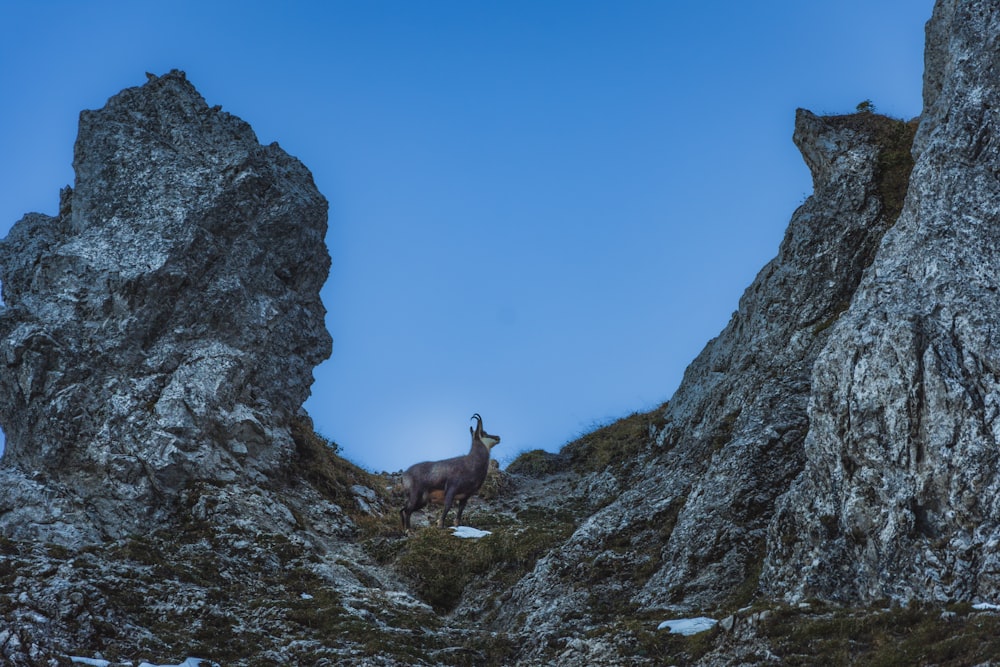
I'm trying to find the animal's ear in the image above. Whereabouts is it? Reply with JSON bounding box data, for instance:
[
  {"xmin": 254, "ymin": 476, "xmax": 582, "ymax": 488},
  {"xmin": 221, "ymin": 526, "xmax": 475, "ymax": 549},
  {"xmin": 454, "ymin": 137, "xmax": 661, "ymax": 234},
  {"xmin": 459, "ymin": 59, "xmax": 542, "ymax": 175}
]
[{"xmin": 470, "ymin": 426, "xmax": 474, "ymax": 436}]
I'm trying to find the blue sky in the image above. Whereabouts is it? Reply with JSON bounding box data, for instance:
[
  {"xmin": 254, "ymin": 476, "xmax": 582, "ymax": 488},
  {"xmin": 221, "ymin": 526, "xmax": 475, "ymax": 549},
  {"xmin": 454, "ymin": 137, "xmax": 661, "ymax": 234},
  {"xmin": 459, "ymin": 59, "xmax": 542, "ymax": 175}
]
[{"xmin": 0, "ymin": 1, "xmax": 931, "ymax": 471}]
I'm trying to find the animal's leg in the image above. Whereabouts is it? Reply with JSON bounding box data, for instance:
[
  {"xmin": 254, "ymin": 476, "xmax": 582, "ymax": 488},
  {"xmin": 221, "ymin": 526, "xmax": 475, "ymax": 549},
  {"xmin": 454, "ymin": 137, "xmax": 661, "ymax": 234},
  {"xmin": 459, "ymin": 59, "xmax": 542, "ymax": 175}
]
[
  {"xmin": 402, "ymin": 488, "xmax": 427, "ymax": 530},
  {"xmin": 439, "ymin": 487, "xmax": 457, "ymax": 528},
  {"xmin": 454, "ymin": 497, "xmax": 469, "ymax": 527}
]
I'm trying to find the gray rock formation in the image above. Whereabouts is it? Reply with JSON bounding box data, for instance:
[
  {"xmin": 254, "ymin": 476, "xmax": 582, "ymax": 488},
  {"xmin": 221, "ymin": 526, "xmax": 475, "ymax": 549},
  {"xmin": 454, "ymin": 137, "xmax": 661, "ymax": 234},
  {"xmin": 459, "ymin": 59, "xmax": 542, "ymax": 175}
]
[
  {"xmin": 491, "ymin": 106, "xmax": 917, "ymax": 655},
  {"xmin": 0, "ymin": 71, "xmax": 444, "ymax": 665},
  {"xmin": 0, "ymin": 70, "xmax": 331, "ymax": 542},
  {"xmin": 497, "ymin": 3, "xmax": 1000, "ymax": 656},
  {"xmin": 763, "ymin": 0, "xmax": 1000, "ymax": 604}
]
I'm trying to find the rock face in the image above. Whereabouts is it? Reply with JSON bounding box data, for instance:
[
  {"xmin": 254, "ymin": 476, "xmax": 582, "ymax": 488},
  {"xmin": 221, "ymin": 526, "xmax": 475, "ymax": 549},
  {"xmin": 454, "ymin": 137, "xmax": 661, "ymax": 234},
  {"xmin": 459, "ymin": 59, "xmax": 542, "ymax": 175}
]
[
  {"xmin": 491, "ymin": 107, "xmax": 916, "ymax": 653},
  {"xmin": 763, "ymin": 0, "xmax": 1000, "ymax": 604},
  {"xmin": 0, "ymin": 70, "xmax": 331, "ymax": 541},
  {"xmin": 497, "ymin": 2, "xmax": 1000, "ymax": 654},
  {"xmin": 0, "ymin": 71, "xmax": 444, "ymax": 666}
]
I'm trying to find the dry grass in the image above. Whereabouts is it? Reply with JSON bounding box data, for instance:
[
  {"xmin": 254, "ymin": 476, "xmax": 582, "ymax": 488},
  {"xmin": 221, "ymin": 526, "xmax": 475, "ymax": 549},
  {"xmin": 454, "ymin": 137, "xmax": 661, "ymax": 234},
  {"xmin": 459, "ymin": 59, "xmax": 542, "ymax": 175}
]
[{"xmin": 557, "ymin": 407, "xmax": 667, "ymax": 476}]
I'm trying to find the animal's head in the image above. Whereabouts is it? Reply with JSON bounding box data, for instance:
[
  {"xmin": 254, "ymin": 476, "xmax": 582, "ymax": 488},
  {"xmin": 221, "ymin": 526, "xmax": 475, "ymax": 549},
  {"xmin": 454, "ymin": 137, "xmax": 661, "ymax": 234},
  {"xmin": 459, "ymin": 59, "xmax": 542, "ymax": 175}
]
[{"xmin": 470, "ymin": 413, "xmax": 501, "ymax": 449}]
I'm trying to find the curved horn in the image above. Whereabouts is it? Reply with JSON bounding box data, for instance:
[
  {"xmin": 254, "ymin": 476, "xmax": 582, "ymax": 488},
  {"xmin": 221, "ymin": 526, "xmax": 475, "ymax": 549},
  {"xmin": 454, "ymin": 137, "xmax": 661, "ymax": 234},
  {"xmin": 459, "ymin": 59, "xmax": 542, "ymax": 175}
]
[{"xmin": 471, "ymin": 413, "xmax": 483, "ymax": 430}]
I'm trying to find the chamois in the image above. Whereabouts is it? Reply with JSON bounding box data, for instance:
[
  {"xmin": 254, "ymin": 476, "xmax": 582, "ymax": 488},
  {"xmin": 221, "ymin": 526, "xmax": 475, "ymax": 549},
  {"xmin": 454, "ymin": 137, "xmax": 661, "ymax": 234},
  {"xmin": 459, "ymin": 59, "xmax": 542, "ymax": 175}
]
[{"xmin": 399, "ymin": 413, "xmax": 501, "ymax": 530}]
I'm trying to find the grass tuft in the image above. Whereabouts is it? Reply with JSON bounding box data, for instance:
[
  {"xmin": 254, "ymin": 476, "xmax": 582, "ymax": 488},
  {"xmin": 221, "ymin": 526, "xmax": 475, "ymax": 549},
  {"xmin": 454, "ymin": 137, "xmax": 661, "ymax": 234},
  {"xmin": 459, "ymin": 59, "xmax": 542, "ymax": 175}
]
[
  {"xmin": 560, "ymin": 407, "xmax": 667, "ymax": 476},
  {"xmin": 506, "ymin": 449, "xmax": 565, "ymax": 477}
]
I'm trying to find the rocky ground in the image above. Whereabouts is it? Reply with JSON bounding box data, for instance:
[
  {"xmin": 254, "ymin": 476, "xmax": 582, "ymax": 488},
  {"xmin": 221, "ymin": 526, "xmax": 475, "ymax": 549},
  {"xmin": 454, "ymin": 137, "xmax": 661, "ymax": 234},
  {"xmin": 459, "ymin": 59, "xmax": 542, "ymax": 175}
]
[{"xmin": 4, "ymin": 414, "xmax": 1000, "ymax": 666}]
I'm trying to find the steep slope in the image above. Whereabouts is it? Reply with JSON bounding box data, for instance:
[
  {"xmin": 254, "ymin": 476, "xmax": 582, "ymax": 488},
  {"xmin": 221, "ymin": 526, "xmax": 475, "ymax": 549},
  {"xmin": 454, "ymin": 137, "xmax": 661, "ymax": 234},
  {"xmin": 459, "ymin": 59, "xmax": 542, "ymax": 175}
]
[
  {"xmin": 492, "ymin": 107, "xmax": 917, "ymax": 659},
  {"xmin": 764, "ymin": 0, "xmax": 1000, "ymax": 605},
  {"xmin": 493, "ymin": 1, "xmax": 1000, "ymax": 661}
]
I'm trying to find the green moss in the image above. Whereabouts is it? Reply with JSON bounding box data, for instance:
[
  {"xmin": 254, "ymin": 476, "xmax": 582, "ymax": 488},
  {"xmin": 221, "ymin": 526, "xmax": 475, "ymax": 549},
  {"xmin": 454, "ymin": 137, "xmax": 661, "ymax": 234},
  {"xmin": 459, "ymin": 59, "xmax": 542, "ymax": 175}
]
[
  {"xmin": 288, "ymin": 415, "xmax": 386, "ymax": 517},
  {"xmin": 873, "ymin": 118, "xmax": 919, "ymax": 226},
  {"xmin": 824, "ymin": 111, "xmax": 918, "ymax": 226},
  {"xmin": 284, "ymin": 586, "xmax": 346, "ymax": 633},
  {"xmin": 561, "ymin": 497, "xmax": 686, "ymax": 619},
  {"xmin": 44, "ymin": 543, "xmax": 72, "ymax": 560},
  {"xmin": 585, "ymin": 613, "xmax": 719, "ymax": 664},
  {"xmin": 477, "ymin": 462, "xmax": 514, "ymax": 501},
  {"xmin": 723, "ymin": 540, "xmax": 766, "ymax": 612},
  {"xmin": 708, "ymin": 409, "xmax": 740, "ymax": 454},
  {"xmin": 812, "ymin": 299, "xmax": 852, "ymax": 335},
  {"xmin": 0, "ymin": 536, "xmax": 20, "ymax": 556},
  {"xmin": 391, "ymin": 513, "xmax": 576, "ymax": 614},
  {"xmin": 451, "ymin": 632, "xmax": 521, "ymax": 667}
]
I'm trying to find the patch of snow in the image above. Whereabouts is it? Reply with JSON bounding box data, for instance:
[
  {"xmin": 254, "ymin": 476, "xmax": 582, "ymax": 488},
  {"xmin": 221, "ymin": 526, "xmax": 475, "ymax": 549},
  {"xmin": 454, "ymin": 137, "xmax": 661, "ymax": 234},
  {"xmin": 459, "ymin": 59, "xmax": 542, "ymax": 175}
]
[
  {"xmin": 451, "ymin": 526, "xmax": 492, "ymax": 539},
  {"xmin": 973, "ymin": 602, "xmax": 1000, "ymax": 611},
  {"xmin": 657, "ymin": 616, "xmax": 718, "ymax": 635},
  {"xmin": 71, "ymin": 660, "xmax": 216, "ymax": 667},
  {"xmin": 300, "ymin": 592, "xmax": 314, "ymax": 600}
]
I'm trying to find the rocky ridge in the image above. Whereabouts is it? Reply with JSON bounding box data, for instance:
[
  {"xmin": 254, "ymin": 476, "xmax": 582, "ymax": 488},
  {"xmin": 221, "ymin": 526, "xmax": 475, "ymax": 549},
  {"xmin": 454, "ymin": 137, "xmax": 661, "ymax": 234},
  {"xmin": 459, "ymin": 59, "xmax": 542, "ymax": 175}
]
[
  {"xmin": 485, "ymin": 1, "xmax": 1000, "ymax": 662},
  {"xmin": 486, "ymin": 106, "xmax": 918, "ymax": 660},
  {"xmin": 0, "ymin": 71, "xmax": 438, "ymax": 665},
  {"xmin": 5, "ymin": 1, "xmax": 1000, "ymax": 664}
]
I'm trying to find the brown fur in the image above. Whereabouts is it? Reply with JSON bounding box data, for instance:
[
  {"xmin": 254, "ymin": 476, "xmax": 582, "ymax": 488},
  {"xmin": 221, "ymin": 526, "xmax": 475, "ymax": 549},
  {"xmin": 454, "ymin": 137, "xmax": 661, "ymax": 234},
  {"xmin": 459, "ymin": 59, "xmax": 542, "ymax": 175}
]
[{"xmin": 400, "ymin": 414, "xmax": 500, "ymax": 529}]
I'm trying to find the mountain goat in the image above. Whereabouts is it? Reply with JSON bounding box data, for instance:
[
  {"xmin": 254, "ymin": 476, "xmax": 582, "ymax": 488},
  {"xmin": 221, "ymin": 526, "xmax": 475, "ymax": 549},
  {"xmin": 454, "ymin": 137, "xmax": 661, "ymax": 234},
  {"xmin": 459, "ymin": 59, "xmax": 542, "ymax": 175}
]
[{"xmin": 399, "ymin": 413, "xmax": 501, "ymax": 530}]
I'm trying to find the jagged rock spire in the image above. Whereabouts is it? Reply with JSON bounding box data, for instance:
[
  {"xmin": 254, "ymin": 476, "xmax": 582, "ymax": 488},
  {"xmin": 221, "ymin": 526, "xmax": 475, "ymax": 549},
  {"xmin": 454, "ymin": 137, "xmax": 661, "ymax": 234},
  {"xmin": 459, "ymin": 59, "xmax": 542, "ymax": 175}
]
[{"xmin": 0, "ymin": 70, "xmax": 332, "ymax": 541}]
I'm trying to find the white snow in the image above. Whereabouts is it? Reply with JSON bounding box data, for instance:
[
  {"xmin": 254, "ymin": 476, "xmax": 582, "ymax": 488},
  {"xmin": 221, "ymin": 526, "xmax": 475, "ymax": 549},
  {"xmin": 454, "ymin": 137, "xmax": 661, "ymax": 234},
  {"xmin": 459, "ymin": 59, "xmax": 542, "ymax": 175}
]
[
  {"xmin": 300, "ymin": 592, "xmax": 314, "ymax": 600},
  {"xmin": 451, "ymin": 526, "xmax": 492, "ymax": 539},
  {"xmin": 657, "ymin": 616, "xmax": 718, "ymax": 635},
  {"xmin": 71, "ymin": 658, "xmax": 213, "ymax": 667},
  {"xmin": 973, "ymin": 602, "xmax": 1000, "ymax": 611}
]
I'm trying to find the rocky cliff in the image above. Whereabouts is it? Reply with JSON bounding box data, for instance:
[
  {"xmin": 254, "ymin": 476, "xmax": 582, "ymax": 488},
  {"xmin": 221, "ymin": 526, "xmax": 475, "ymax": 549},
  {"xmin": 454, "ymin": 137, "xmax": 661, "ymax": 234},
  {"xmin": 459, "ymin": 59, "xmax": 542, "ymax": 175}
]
[
  {"xmin": 0, "ymin": 70, "xmax": 331, "ymax": 542},
  {"xmin": 488, "ymin": 107, "xmax": 917, "ymax": 660},
  {"xmin": 763, "ymin": 0, "xmax": 1000, "ymax": 605},
  {"xmin": 0, "ymin": 71, "xmax": 441, "ymax": 665},
  {"xmin": 5, "ymin": 1, "xmax": 1000, "ymax": 664},
  {"xmin": 488, "ymin": 0, "xmax": 1000, "ymax": 662}
]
